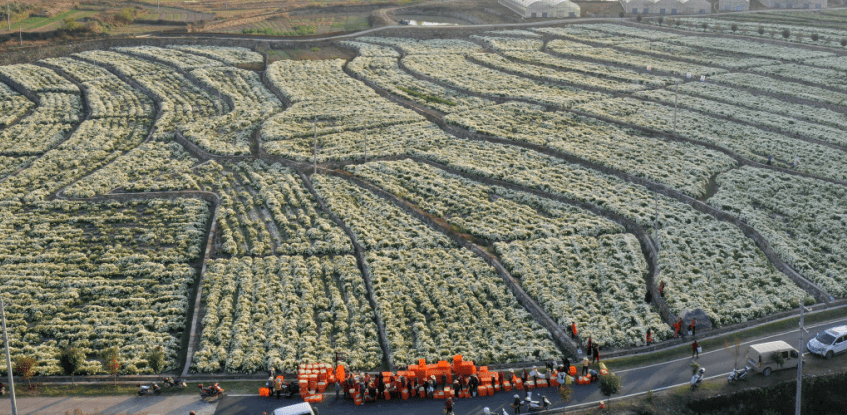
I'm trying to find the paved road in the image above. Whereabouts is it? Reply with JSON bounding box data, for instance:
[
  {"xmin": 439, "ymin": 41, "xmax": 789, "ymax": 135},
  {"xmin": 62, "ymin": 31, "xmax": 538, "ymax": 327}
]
[
  {"xmin": 0, "ymin": 395, "xmax": 219, "ymax": 415},
  {"xmin": 215, "ymin": 315, "xmax": 847, "ymax": 415}
]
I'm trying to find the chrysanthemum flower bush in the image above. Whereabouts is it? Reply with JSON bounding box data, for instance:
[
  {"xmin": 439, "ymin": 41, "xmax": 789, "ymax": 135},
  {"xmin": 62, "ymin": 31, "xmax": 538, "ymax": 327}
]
[
  {"xmin": 661, "ymin": 17, "xmax": 847, "ymax": 50},
  {"xmin": 0, "ymin": 123, "xmax": 74, "ymax": 156},
  {"xmin": 0, "ymin": 156, "xmax": 35, "ymax": 179},
  {"xmin": 192, "ymin": 255, "xmax": 383, "ymax": 373},
  {"xmin": 0, "ymin": 198, "xmax": 209, "ymax": 374},
  {"xmin": 575, "ymin": 97, "xmax": 847, "ymax": 182},
  {"xmin": 634, "ymin": 88, "xmax": 847, "ymax": 148},
  {"xmin": 347, "ymin": 159, "xmax": 623, "ymax": 242},
  {"xmin": 64, "ymin": 139, "xmax": 197, "ymax": 198},
  {"xmin": 0, "ymin": 82, "xmax": 34, "ymax": 126},
  {"xmin": 467, "ymin": 47, "xmax": 647, "ymax": 93},
  {"xmin": 75, "ymin": 50, "xmax": 164, "ymax": 77},
  {"xmin": 544, "ymin": 38, "xmax": 726, "ymax": 76},
  {"xmin": 710, "ymin": 72, "xmax": 847, "ymax": 110},
  {"xmin": 355, "ymin": 36, "xmax": 482, "ymax": 55},
  {"xmin": 473, "ymin": 35, "xmax": 670, "ymax": 87},
  {"xmin": 0, "ymin": 118, "xmax": 150, "ymax": 202},
  {"xmin": 313, "ymin": 175, "xmax": 453, "ymax": 250},
  {"xmin": 179, "ymin": 67, "xmax": 281, "ymax": 156},
  {"xmin": 114, "ymin": 46, "xmax": 224, "ymax": 71},
  {"xmin": 346, "ymin": 44, "xmax": 494, "ymax": 113},
  {"xmin": 40, "ymin": 57, "xmax": 154, "ymax": 120},
  {"xmin": 226, "ymin": 161, "xmax": 353, "ymax": 256},
  {"xmin": 671, "ymin": 81, "xmax": 847, "ymax": 134},
  {"xmin": 496, "ymin": 235, "xmax": 670, "ymax": 347},
  {"xmin": 398, "ymin": 48, "xmax": 606, "ymax": 108},
  {"xmin": 0, "ymin": 63, "xmax": 79, "ymax": 93},
  {"xmin": 443, "ymin": 101, "xmax": 736, "ymax": 197},
  {"xmin": 167, "ymin": 45, "xmax": 264, "ymax": 66},
  {"xmin": 658, "ymin": 221, "xmax": 813, "ymax": 325},
  {"xmin": 709, "ymin": 167, "xmax": 847, "ymax": 297},
  {"xmin": 751, "ymin": 63, "xmax": 846, "ymax": 90},
  {"xmin": 368, "ymin": 248, "xmax": 560, "ymax": 366}
]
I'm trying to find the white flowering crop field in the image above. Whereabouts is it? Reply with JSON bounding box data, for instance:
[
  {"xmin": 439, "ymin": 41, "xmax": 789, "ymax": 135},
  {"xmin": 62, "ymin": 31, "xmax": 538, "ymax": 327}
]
[{"xmin": 1, "ymin": 20, "xmax": 845, "ymax": 376}]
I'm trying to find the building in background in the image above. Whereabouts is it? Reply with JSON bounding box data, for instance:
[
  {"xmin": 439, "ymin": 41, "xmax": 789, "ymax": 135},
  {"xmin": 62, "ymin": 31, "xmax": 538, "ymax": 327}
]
[
  {"xmin": 621, "ymin": 0, "xmax": 710, "ymax": 14},
  {"xmin": 719, "ymin": 0, "xmax": 750, "ymax": 11},
  {"xmin": 499, "ymin": 0, "xmax": 582, "ymax": 18}
]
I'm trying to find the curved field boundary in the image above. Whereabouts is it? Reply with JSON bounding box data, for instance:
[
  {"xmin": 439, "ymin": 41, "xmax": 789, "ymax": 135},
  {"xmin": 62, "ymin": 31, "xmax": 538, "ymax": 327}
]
[
  {"xmin": 343, "ymin": 53, "xmax": 834, "ymax": 305},
  {"xmin": 295, "ymin": 170, "xmax": 395, "ymax": 371}
]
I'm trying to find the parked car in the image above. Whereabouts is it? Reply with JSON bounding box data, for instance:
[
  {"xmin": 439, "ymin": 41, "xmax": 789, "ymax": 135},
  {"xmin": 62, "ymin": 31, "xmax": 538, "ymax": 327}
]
[
  {"xmin": 746, "ymin": 340, "xmax": 802, "ymax": 376},
  {"xmin": 274, "ymin": 403, "xmax": 318, "ymax": 415},
  {"xmin": 807, "ymin": 325, "xmax": 847, "ymax": 359}
]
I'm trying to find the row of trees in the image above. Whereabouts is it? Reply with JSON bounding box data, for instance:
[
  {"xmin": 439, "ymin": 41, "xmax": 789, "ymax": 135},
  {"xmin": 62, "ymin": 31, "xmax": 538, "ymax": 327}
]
[{"xmin": 12, "ymin": 346, "xmax": 168, "ymax": 387}]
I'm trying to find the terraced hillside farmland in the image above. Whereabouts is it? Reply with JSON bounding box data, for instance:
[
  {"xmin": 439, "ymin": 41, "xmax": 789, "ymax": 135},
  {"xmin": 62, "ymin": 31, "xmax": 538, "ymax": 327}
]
[{"xmin": 0, "ymin": 22, "xmax": 844, "ymax": 376}]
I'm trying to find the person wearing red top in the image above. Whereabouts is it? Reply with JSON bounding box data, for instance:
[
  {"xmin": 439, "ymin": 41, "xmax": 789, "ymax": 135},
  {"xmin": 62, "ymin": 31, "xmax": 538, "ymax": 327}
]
[
  {"xmin": 673, "ymin": 318, "xmax": 682, "ymax": 338},
  {"xmin": 646, "ymin": 329, "xmax": 653, "ymax": 345},
  {"xmin": 692, "ymin": 340, "xmax": 700, "ymax": 358},
  {"xmin": 689, "ymin": 318, "xmax": 697, "ymax": 337},
  {"xmin": 571, "ymin": 322, "xmax": 578, "ymax": 339},
  {"xmin": 445, "ymin": 397, "xmax": 454, "ymax": 414}
]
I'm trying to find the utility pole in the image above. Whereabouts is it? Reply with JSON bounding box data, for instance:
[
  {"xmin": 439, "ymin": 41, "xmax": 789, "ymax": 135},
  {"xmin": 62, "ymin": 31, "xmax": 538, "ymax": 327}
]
[
  {"xmin": 363, "ymin": 129, "xmax": 368, "ymax": 163},
  {"xmin": 6, "ymin": 1, "xmax": 10, "ymax": 32},
  {"xmin": 313, "ymin": 117, "xmax": 317, "ymax": 175},
  {"xmin": 795, "ymin": 298, "xmax": 809, "ymax": 415},
  {"xmin": 1, "ymin": 298, "xmax": 17, "ymax": 415}
]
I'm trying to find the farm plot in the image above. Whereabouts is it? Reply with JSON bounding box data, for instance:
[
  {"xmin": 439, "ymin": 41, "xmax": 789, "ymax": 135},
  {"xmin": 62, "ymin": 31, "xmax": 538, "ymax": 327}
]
[
  {"xmin": 398, "ymin": 48, "xmax": 607, "ymax": 109},
  {"xmin": 710, "ymin": 72, "xmax": 847, "ymax": 109},
  {"xmin": 189, "ymin": 161, "xmax": 352, "ymax": 257},
  {"xmin": 192, "ymin": 255, "xmax": 383, "ymax": 373},
  {"xmin": 313, "ymin": 174, "xmax": 560, "ymax": 365},
  {"xmin": 575, "ymin": 97, "xmax": 847, "ymax": 182},
  {"xmin": 180, "ymin": 66, "xmax": 282, "ymax": 156},
  {"xmin": 41, "ymin": 57, "xmax": 154, "ymax": 120},
  {"xmin": 497, "ymin": 235, "xmax": 669, "ymax": 347},
  {"xmin": 344, "ymin": 42, "xmax": 494, "ymax": 113},
  {"xmin": 0, "ymin": 118, "xmax": 150, "ymax": 202},
  {"xmin": 347, "ymin": 160, "xmax": 668, "ymax": 347},
  {"xmin": 474, "ymin": 35, "xmax": 670, "ymax": 87},
  {"xmin": 443, "ymin": 101, "xmax": 736, "ymax": 197},
  {"xmin": 0, "ymin": 198, "xmax": 210, "ymax": 374},
  {"xmin": 262, "ymin": 59, "xmax": 428, "ymax": 160},
  {"xmin": 544, "ymin": 38, "xmax": 726, "ymax": 76},
  {"xmin": 167, "ymin": 45, "xmax": 264, "ymax": 67},
  {"xmin": 114, "ymin": 46, "xmax": 224, "ymax": 71},
  {"xmin": 667, "ymin": 82, "xmax": 847, "ymax": 133},
  {"xmin": 411, "ymin": 138, "xmax": 812, "ymax": 325},
  {"xmin": 347, "ymin": 159, "xmax": 624, "ymax": 242},
  {"xmin": 0, "ymin": 82, "xmax": 34, "ymax": 126},
  {"xmin": 634, "ymin": 88, "xmax": 847, "ymax": 148},
  {"xmin": 709, "ymin": 167, "xmax": 847, "ymax": 297}
]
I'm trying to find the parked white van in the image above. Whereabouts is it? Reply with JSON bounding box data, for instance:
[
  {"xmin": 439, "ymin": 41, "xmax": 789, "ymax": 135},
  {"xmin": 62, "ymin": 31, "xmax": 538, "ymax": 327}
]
[
  {"xmin": 807, "ymin": 325, "xmax": 847, "ymax": 359},
  {"xmin": 746, "ymin": 340, "xmax": 802, "ymax": 376}
]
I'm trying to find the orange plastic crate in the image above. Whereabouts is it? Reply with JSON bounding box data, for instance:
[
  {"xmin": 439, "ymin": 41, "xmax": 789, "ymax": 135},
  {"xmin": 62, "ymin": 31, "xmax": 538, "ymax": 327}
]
[{"xmin": 402, "ymin": 389, "xmax": 410, "ymax": 399}]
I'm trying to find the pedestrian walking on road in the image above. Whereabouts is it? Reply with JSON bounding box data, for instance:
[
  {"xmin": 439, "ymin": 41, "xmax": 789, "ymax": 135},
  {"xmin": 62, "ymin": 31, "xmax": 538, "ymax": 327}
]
[
  {"xmin": 692, "ymin": 340, "xmax": 700, "ymax": 358},
  {"xmin": 689, "ymin": 318, "xmax": 697, "ymax": 337},
  {"xmin": 581, "ymin": 357, "xmax": 590, "ymax": 376}
]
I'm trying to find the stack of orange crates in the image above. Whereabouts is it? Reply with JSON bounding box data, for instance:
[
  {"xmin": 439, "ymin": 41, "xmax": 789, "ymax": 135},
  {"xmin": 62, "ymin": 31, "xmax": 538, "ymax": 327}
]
[{"xmin": 452, "ymin": 355, "xmax": 477, "ymax": 376}]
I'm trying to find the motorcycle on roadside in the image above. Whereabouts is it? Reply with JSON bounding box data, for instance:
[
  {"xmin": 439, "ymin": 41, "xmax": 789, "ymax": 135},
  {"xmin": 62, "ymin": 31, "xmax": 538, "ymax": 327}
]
[
  {"xmin": 727, "ymin": 366, "xmax": 750, "ymax": 383},
  {"xmin": 198, "ymin": 383, "xmax": 225, "ymax": 398},
  {"xmin": 137, "ymin": 383, "xmax": 161, "ymax": 396}
]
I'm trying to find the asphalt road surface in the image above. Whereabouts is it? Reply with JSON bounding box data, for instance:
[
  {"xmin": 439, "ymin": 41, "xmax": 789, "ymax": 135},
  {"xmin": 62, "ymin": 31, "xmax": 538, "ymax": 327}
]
[{"xmin": 215, "ymin": 316, "xmax": 847, "ymax": 415}]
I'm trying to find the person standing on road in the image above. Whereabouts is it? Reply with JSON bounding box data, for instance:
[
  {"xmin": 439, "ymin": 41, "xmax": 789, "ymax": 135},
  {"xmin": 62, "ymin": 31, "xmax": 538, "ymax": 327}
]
[
  {"xmin": 692, "ymin": 339, "xmax": 700, "ymax": 358},
  {"xmin": 445, "ymin": 396, "xmax": 454, "ymax": 414},
  {"xmin": 689, "ymin": 318, "xmax": 697, "ymax": 337},
  {"xmin": 586, "ymin": 337, "xmax": 592, "ymax": 355},
  {"xmin": 673, "ymin": 318, "xmax": 683, "ymax": 338},
  {"xmin": 581, "ymin": 357, "xmax": 590, "ymax": 376},
  {"xmin": 511, "ymin": 394, "xmax": 523, "ymax": 414},
  {"xmin": 592, "ymin": 345, "xmax": 600, "ymax": 364}
]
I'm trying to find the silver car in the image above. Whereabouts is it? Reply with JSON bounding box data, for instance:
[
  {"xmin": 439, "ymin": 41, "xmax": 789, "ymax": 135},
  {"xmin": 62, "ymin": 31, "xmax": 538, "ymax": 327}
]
[{"xmin": 807, "ymin": 325, "xmax": 847, "ymax": 359}]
